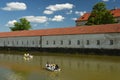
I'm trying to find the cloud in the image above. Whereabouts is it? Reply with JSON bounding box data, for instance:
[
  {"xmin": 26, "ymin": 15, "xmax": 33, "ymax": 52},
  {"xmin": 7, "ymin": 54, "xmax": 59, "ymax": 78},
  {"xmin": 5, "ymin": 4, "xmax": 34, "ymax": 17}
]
[
  {"xmin": 6, "ymin": 15, "xmax": 64, "ymax": 28},
  {"xmin": 75, "ymin": 11, "xmax": 86, "ymax": 16},
  {"xmin": 44, "ymin": 3, "xmax": 74, "ymax": 14},
  {"xmin": 51, "ymin": 15, "xmax": 65, "ymax": 22},
  {"xmin": 6, "ymin": 20, "xmax": 17, "ymax": 27},
  {"xmin": 1, "ymin": 2, "xmax": 27, "ymax": 11},
  {"xmin": 66, "ymin": 10, "xmax": 73, "ymax": 14},
  {"xmin": 23, "ymin": 16, "xmax": 48, "ymax": 23},
  {"xmin": 102, "ymin": 0, "xmax": 109, "ymax": 2},
  {"xmin": 46, "ymin": 3, "xmax": 74, "ymax": 11},
  {"xmin": 43, "ymin": 10, "xmax": 53, "ymax": 14},
  {"xmin": 71, "ymin": 18, "xmax": 77, "ymax": 21}
]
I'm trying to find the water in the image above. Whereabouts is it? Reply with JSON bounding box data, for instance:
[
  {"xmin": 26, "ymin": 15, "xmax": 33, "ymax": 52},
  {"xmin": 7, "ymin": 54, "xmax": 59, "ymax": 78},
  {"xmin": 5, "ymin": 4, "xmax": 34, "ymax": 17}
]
[{"xmin": 0, "ymin": 51, "xmax": 120, "ymax": 80}]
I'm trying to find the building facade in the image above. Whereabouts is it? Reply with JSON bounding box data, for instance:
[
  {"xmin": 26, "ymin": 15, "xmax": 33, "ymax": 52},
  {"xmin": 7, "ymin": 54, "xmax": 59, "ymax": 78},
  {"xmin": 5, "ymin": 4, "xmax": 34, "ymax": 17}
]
[
  {"xmin": 0, "ymin": 24, "xmax": 120, "ymax": 51},
  {"xmin": 76, "ymin": 8, "xmax": 120, "ymax": 26}
]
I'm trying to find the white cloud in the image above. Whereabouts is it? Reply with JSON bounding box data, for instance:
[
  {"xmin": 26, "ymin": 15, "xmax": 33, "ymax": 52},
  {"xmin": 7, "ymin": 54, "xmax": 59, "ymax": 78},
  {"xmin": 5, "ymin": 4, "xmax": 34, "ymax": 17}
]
[
  {"xmin": 6, "ymin": 20, "xmax": 17, "ymax": 27},
  {"xmin": 66, "ymin": 10, "xmax": 73, "ymax": 14},
  {"xmin": 43, "ymin": 10, "xmax": 53, "ymax": 14},
  {"xmin": 51, "ymin": 15, "xmax": 65, "ymax": 22},
  {"xmin": 23, "ymin": 16, "xmax": 48, "ymax": 23},
  {"xmin": 71, "ymin": 18, "xmax": 77, "ymax": 21},
  {"xmin": 75, "ymin": 11, "xmax": 86, "ymax": 16},
  {"xmin": 1, "ymin": 2, "xmax": 27, "ymax": 11},
  {"xmin": 46, "ymin": 3, "xmax": 74, "ymax": 11},
  {"xmin": 44, "ymin": 3, "xmax": 74, "ymax": 14},
  {"xmin": 102, "ymin": 0, "xmax": 109, "ymax": 2}
]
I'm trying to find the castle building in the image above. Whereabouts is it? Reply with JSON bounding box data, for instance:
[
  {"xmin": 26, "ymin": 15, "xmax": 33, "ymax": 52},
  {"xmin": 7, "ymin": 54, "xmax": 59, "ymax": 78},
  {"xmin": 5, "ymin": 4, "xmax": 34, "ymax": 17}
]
[
  {"xmin": 75, "ymin": 8, "xmax": 120, "ymax": 26},
  {"xmin": 0, "ymin": 9, "xmax": 120, "ymax": 53},
  {"xmin": 0, "ymin": 23, "xmax": 120, "ymax": 51}
]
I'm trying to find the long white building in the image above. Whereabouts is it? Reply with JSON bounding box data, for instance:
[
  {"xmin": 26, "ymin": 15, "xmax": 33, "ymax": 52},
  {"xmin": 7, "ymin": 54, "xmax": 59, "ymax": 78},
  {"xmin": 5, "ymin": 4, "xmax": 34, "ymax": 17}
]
[{"xmin": 0, "ymin": 23, "xmax": 120, "ymax": 51}]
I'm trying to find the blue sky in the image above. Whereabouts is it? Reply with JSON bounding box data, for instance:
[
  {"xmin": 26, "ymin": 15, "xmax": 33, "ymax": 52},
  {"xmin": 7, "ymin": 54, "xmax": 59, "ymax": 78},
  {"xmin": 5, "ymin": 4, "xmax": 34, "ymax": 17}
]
[{"xmin": 0, "ymin": 0, "xmax": 120, "ymax": 32}]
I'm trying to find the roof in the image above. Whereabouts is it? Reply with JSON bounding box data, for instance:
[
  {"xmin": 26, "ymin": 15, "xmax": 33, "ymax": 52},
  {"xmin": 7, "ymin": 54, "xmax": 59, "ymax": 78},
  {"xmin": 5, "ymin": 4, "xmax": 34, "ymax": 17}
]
[
  {"xmin": 0, "ymin": 23, "xmax": 120, "ymax": 38},
  {"xmin": 76, "ymin": 13, "xmax": 91, "ymax": 21},
  {"xmin": 111, "ymin": 8, "xmax": 120, "ymax": 17},
  {"xmin": 76, "ymin": 8, "xmax": 120, "ymax": 22}
]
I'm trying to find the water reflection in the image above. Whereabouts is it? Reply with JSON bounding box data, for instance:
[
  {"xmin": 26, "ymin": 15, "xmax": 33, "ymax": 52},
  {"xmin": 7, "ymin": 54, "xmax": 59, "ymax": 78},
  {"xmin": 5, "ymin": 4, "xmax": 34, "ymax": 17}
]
[
  {"xmin": 0, "ymin": 53, "xmax": 120, "ymax": 80},
  {"xmin": 0, "ymin": 53, "xmax": 120, "ymax": 72},
  {"xmin": 27, "ymin": 71, "xmax": 60, "ymax": 80},
  {"xmin": 0, "ymin": 67, "xmax": 23, "ymax": 80}
]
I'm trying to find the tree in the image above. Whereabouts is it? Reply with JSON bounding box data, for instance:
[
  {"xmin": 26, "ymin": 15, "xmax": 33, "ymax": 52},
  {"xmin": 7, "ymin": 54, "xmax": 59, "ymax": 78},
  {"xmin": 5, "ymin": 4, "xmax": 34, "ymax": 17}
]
[
  {"xmin": 10, "ymin": 18, "xmax": 31, "ymax": 31},
  {"xmin": 86, "ymin": 2, "xmax": 115, "ymax": 25}
]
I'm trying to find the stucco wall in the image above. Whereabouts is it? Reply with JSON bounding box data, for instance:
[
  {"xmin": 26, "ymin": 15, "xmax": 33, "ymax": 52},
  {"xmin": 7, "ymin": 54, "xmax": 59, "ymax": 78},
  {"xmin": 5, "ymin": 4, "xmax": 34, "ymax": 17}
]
[
  {"xmin": 116, "ymin": 17, "xmax": 120, "ymax": 23},
  {"xmin": 0, "ymin": 36, "xmax": 41, "ymax": 47},
  {"xmin": 42, "ymin": 33, "xmax": 120, "ymax": 49},
  {"xmin": 0, "ymin": 33, "xmax": 119, "ymax": 49},
  {"xmin": 76, "ymin": 21, "xmax": 87, "ymax": 26}
]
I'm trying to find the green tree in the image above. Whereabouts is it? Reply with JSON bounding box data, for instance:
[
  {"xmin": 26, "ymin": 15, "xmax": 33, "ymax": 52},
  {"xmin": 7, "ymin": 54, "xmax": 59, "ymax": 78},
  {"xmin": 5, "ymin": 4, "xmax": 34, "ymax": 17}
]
[
  {"xmin": 10, "ymin": 18, "xmax": 31, "ymax": 31},
  {"xmin": 86, "ymin": 2, "xmax": 115, "ymax": 25}
]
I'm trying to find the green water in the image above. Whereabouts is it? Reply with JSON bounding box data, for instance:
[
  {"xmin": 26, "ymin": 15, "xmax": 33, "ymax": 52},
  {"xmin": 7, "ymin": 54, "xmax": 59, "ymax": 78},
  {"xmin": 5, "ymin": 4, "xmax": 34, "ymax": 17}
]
[{"xmin": 0, "ymin": 51, "xmax": 120, "ymax": 80}]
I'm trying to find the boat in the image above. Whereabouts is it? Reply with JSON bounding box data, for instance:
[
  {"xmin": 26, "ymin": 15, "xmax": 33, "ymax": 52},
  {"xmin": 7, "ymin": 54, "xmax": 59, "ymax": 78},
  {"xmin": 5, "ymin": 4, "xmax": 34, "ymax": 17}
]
[{"xmin": 45, "ymin": 63, "xmax": 61, "ymax": 72}]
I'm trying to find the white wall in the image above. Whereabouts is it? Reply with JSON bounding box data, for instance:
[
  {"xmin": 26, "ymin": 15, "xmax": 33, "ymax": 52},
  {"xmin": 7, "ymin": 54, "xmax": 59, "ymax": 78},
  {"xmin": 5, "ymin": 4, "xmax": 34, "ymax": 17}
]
[
  {"xmin": 0, "ymin": 36, "xmax": 41, "ymax": 47},
  {"xmin": 0, "ymin": 33, "xmax": 120, "ymax": 49},
  {"xmin": 42, "ymin": 33, "xmax": 120, "ymax": 49}
]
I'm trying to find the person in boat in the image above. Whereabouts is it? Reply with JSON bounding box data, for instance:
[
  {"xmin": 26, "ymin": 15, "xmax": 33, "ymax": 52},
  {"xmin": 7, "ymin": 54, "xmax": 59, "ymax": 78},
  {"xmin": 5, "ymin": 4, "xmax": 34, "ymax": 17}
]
[
  {"xmin": 55, "ymin": 64, "xmax": 59, "ymax": 70},
  {"xmin": 45, "ymin": 62, "xmax": 60, "ymax": 71},
  {"xmin": 46, "ymin": 62, "xmax": 50, "ymax": 67}
]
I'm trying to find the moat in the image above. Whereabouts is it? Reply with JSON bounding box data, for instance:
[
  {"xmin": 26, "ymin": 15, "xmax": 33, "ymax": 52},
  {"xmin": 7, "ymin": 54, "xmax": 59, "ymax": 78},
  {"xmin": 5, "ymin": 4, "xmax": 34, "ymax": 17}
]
[{"xmin": 0, "ymin": 51, "xmax": 120, "ymax": 80}]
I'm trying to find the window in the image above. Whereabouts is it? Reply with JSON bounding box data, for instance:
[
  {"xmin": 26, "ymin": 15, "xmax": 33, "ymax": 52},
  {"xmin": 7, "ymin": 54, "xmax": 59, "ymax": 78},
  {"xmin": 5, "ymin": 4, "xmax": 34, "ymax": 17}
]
[
  {"xmin": 32, "ymin": 41, "xmax": 34, "ymax": 45},
  {"xmin": 69, "ymin": 40, "xmax": 71, "ymax": 45},
  {"xmin": 53, "ymin": 41, "xmax": 55, "ymax": 45},
  {"xmin": 77, "ymin": 40, "xmax": 80, "ymax": 45},
  {"xmin": 97, "ymin": 40, "xmax": 100, "ymax": 45},
  {"xmin": 8, "ymin": 41, "xmax": 9, "ymax": 44},
  {"xmin": 110, "ymin": 40, "xmax": 113, "ymax": 45},
  {"xmin": 61, "ymin": 40, "xmax": 63, "ymax": 45},
  {"xmin": 16, "ymin": 41, "xmax": 18, "ymax": 45},
  {"xmin": 46, "ymin": 41, "xmax": 48, "ymax": 45},
  {"xmin": 27, "ymin": 41, "xmax": 28, "ymax": 45},
  {"xmin": 86, "ymin": 40, "xmax": 89, "ymax": 45},
  {"xmin": 22, "ymin": 41, "xmax": 23, "ymax": 45}
]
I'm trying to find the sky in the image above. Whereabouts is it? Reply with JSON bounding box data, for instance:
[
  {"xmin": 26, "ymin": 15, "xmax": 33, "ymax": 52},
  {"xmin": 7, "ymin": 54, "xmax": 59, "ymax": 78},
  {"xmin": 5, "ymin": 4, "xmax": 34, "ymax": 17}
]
[{"xmin": 0, "ymin": 0, "xmax": 120, "ymax": 32}]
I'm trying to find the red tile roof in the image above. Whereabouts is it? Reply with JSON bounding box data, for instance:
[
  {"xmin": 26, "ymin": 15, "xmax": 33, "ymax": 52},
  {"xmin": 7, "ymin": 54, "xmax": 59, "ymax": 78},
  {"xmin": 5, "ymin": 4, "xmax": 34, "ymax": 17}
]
[
  {"xmin": 76, "ymin": 13, "xmax": 90, "ymax": 21},
  {"xmin": 76, "ymin": 8, "xmax": 120, "ymax": 21},
  {"xmin": 111, "ymin": 8, "xmax": 120, "ymax": 17},
  {"xmin": 0, "ymin": 23, "xmax": 120, "ymax": 38}
]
